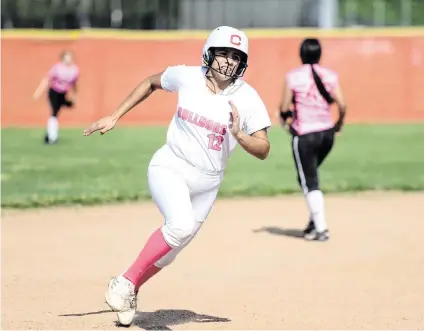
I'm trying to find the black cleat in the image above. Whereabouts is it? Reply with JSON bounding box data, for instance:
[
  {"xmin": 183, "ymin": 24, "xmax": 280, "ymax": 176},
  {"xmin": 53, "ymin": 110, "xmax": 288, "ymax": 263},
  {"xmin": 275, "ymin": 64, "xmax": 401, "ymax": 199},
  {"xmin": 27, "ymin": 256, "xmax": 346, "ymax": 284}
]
[
  {"xmin": 303, "ymin": 220, "xmax": 315, "ymax": 237},
  {"xmin": 44, "ymin": 134, "xmax": 58, "ymax": 145}
]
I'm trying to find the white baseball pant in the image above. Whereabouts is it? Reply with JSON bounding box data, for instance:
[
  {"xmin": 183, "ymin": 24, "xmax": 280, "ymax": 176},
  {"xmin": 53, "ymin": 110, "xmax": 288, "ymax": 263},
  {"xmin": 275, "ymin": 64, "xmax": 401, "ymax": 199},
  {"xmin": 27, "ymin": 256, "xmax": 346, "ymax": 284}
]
[{"xmin": 147, "ymin": 144, "xmax": 223, "ymax": 268}]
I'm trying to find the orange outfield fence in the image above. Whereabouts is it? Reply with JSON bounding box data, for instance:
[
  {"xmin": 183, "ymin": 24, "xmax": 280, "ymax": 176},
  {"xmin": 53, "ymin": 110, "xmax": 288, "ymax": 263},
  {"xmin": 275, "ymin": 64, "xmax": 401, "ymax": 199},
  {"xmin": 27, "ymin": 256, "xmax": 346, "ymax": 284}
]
[{"xmin": 1, "ymin": 28, "xmax": 424, "ymax": 127}]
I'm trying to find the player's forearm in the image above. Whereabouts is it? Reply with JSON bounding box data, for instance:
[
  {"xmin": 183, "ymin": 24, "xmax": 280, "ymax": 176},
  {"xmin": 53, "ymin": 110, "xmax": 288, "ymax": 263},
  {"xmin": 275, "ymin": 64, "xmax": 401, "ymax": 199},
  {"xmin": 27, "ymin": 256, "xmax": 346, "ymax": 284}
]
[
  {"xmin": 235, "ymin": 131, "xmax": 270, "ymax": 160},
  {"xmin": 335, "ymin": 105, "xmax": 347, "ymax": 127},
  {"xmin": 111, "ymin": 78, "xmax": 156, "ymax": 121},
  {"xmin": 34, "ymin": 78, "xmax": 48, "ymax": 96},
  {"xmin": 338, "ymin": 105, "xmax": 346, "ymax": 122}
]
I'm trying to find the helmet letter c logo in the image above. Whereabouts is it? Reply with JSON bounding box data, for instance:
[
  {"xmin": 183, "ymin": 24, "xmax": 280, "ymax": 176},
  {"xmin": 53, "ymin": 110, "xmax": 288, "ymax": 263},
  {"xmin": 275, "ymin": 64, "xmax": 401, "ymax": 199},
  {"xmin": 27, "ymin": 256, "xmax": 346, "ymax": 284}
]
[{"xmin": 230, "ymin": 34, "xmax": 242, "ymax": 46}]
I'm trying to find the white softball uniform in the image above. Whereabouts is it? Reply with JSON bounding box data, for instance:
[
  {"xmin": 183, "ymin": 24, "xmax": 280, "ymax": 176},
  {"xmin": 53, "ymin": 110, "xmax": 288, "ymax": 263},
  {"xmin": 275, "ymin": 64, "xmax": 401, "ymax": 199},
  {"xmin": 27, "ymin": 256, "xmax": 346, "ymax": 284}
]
[{"xmin": 148, "ymin": 65, "xmax": 271, "ymax": 268}]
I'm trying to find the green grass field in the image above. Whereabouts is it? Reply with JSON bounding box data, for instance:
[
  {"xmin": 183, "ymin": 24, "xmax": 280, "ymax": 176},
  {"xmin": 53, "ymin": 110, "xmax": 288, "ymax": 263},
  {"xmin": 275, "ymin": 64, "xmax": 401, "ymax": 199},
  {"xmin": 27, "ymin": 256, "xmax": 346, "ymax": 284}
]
[{"xmin": 1, "ymin": 124, "xmax": 423, "ymax": 208}]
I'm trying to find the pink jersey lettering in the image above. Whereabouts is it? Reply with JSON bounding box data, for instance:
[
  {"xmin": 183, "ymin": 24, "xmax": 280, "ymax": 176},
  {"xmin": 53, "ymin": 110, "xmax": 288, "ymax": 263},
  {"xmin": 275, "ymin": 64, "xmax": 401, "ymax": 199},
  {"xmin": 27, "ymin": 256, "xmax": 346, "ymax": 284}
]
[
  {"xmin": 188, "ymin": 113, "xmax": 199, "ymax": 125},
  {"xmin": 198, "ymin": 116, "xmax": 207, "ymax": 128}
]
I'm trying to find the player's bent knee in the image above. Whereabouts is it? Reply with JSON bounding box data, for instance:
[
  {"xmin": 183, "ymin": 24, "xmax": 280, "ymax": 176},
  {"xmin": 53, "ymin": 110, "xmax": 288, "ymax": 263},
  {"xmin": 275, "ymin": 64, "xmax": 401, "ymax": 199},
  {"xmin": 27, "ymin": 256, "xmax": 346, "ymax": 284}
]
[
  {"xmin": 162, "ymin": 221, "xmax": 194, "ymax": 248},
  {"xmin": 156, "ymin": 231, "xmax": 194, "ymax": 268}
]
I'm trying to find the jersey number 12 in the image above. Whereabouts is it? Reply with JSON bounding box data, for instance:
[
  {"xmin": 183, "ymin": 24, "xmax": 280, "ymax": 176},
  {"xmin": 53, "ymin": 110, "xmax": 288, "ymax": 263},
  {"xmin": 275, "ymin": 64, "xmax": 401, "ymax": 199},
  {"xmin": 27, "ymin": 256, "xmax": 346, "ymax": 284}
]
[{"xmin": 207, "ymin": 134, "xmax": 224, "ymax": 151}]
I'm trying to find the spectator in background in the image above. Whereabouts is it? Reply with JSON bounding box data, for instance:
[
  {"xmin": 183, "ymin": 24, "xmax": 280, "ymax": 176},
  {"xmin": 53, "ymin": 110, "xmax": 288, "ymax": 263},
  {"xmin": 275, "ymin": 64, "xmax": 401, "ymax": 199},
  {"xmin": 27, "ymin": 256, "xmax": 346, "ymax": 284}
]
[
  {"xmin": 33, "ymin": 50, "xmax": 79, "ymax": 144},
  {"xmin": 277, "ymin": 38, "xmax": 347, "ymax": 242}
]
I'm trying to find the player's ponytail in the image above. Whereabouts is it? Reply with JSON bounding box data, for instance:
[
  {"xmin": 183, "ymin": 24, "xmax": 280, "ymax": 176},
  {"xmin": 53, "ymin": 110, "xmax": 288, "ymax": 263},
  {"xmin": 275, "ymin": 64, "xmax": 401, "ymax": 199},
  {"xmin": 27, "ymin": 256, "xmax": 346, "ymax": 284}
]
[
  {"xmin": 300, "ymin": 38, "xmax": 334, "ymax": 105},
  {"xmin": 310, "ymin": 64, "xmax": 334, "ymax": 104}
]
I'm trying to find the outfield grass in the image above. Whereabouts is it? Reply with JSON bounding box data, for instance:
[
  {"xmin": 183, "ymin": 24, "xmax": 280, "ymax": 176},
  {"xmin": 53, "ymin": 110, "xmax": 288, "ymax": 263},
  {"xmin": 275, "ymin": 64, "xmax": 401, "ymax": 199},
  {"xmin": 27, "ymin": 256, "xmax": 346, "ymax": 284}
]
[{"xmin": 1, "ymin": 124, "xmax": 423, "ymax": 208}]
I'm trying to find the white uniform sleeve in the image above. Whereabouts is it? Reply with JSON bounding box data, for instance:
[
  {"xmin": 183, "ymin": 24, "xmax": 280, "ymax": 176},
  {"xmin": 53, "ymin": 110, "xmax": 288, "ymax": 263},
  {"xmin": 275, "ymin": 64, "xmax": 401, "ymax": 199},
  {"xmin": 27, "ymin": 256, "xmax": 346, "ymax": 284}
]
[
  {"xmin": 243, "ymin": 92, "xmax": 272, "ymax": 135},
  {"xmin": 160, "ymin": 65, "xmax": 185, "ymax": 92}
]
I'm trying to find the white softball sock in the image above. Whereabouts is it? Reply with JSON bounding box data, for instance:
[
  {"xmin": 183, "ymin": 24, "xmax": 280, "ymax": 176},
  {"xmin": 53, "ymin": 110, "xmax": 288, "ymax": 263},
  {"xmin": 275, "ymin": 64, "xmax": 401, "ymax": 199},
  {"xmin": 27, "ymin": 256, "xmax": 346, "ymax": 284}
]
[
  {"xmin": 305, "ymin": 190, "xmax": 327, "ymax": 232},
  {"xmin": 47, "ymin": 116, "xmax": 59, "ymax": 142}
]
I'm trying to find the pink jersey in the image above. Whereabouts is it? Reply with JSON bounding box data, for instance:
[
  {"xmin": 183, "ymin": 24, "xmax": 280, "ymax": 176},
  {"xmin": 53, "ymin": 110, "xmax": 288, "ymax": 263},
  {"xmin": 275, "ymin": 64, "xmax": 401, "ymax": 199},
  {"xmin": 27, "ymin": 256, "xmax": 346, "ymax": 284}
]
[
  {"xmin": 48, "ymin": 62, "xmax": 79, "ymax": 93},
  {"xmin": 286, "ymin": 64, "xmax": 338, "ymax": 135}
]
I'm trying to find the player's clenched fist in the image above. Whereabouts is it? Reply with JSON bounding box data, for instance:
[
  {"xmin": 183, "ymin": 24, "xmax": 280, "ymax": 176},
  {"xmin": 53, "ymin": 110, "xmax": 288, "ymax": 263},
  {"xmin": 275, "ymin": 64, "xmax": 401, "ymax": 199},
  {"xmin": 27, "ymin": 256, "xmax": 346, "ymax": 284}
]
[
  {"xmin": 83, "ymin": 115, "xmax": 117, "ymax": 136},
  {"xmin": 228, "ymin": 100, "xmax": 241, "ymax": 138}
]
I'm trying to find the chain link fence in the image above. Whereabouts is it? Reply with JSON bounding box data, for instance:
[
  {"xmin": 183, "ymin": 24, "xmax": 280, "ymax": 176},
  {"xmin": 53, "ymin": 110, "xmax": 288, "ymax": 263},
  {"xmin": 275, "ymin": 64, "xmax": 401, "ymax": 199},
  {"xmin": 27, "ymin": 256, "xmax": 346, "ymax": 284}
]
[{"xmin": 1, "ymin": 0, "xmax": 424, "ymax": 30}]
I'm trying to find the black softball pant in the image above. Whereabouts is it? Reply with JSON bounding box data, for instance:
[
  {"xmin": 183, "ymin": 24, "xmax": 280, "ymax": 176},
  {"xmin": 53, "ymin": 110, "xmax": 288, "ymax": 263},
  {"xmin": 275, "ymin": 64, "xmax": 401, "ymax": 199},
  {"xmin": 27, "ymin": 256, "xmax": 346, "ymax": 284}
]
[
  {"xmin": 291, "ymin": 128, "xmax": 335, "ymax": 194},
  {"xmin": 48, "ymin": 88, "xmax": 73, "ymax": 117}
]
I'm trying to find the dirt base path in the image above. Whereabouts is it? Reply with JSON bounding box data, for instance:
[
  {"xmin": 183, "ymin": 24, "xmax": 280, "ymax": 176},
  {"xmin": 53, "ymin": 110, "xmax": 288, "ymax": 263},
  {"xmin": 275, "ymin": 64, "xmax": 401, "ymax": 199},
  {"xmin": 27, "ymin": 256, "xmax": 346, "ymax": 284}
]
[{"xmin": 2, "ymin": 192, "xmax": 424, "ymax": 330}]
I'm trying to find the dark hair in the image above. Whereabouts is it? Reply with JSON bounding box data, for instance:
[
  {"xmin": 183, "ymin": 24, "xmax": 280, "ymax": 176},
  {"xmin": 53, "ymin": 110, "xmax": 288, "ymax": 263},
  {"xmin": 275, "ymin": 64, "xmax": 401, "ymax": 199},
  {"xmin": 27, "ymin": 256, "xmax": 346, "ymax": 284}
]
[{"xmin": 300, "ymin": 38, "xmax": 334, "ymax": 104}]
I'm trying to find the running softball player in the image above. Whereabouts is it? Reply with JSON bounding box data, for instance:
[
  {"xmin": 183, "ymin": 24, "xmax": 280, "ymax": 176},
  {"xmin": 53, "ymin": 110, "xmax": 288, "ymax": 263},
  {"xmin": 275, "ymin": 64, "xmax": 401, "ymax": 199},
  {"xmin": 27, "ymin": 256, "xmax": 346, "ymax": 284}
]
[
  {"xmin": 278, "ymin": 38, "xmax": 347, "ymax": 242},
  {"xmin": 33, "ymin": 50, "xmax": 79, "ymax": 144},
  {"xmin": 83, "ymin": 26, "xmax": 271, "ymax": 326}
]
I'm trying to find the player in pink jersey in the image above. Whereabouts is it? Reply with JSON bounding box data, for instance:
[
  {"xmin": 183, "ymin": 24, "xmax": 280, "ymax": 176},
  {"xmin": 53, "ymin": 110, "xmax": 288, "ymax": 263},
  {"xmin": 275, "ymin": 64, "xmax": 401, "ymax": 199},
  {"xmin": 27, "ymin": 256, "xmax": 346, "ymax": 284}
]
[
  {"xmin": 33, "ymin": 50, "xmax": 79, "ymax": 144},
  {"xmin": 83, "ymin": 26, "xmax": 271, "ymax": 326},
  {"xmin": 278, "ymin": 38, "xmax": 347, "ymax": 242}
]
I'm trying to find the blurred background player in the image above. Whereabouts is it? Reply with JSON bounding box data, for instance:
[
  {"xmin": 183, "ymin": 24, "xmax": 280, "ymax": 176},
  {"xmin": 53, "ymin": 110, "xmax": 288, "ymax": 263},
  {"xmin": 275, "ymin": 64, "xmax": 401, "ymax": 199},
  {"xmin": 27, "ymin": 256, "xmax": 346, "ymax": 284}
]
[
  {"xmin": 83, "ymin": 26, "xmax": 271, "ymax": 326},
  {"xmin": 278, "ymin": 38, "xmax": 347, "ymax": 242},
  {"xmin": 33, "ymin": 50, "xmax": 79, "ymax": 144}
]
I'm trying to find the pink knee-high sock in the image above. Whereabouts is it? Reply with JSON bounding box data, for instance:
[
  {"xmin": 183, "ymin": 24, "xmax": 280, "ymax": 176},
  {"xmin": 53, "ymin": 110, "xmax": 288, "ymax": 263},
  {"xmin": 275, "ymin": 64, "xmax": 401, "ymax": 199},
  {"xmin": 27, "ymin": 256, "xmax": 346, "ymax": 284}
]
[
  {"xmin": 123, "ymin": 228, "xmax": 171, "ymax": 289},
  {"xmin": 135, "ymin": 265, "xmax": 162, "ymax": 292}
]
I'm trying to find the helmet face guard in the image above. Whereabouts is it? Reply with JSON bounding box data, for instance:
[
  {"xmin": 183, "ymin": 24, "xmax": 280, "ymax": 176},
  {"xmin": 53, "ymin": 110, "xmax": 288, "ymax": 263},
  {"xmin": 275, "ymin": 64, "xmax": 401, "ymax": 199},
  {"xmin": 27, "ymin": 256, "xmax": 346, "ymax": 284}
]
[
  {"xmin": 203, "ymin": 48, "xmax": 248, "ymax": 78},
  {"xmin": 202, "ymin": 26, "xmax": 249, "ymax": 79}
]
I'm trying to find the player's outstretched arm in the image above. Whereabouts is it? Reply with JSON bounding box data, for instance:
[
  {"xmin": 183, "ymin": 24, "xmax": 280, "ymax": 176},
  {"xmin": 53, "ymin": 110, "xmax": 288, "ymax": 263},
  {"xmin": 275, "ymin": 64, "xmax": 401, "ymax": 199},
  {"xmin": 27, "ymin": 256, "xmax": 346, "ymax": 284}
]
[
  {"xmin": 228, "ymin": 101, "xmax": 270, "ymax": 160},
  {"xmin": 83, "ymin": 72, "xmax": 164, "ymax": 136},
  {"xmin": 33, "ymin": 76, "xmax": 49, "ymax": 100},
  {"xmin": 110, "ymin": 72, "xmax": 164, "ymax": 122}
]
